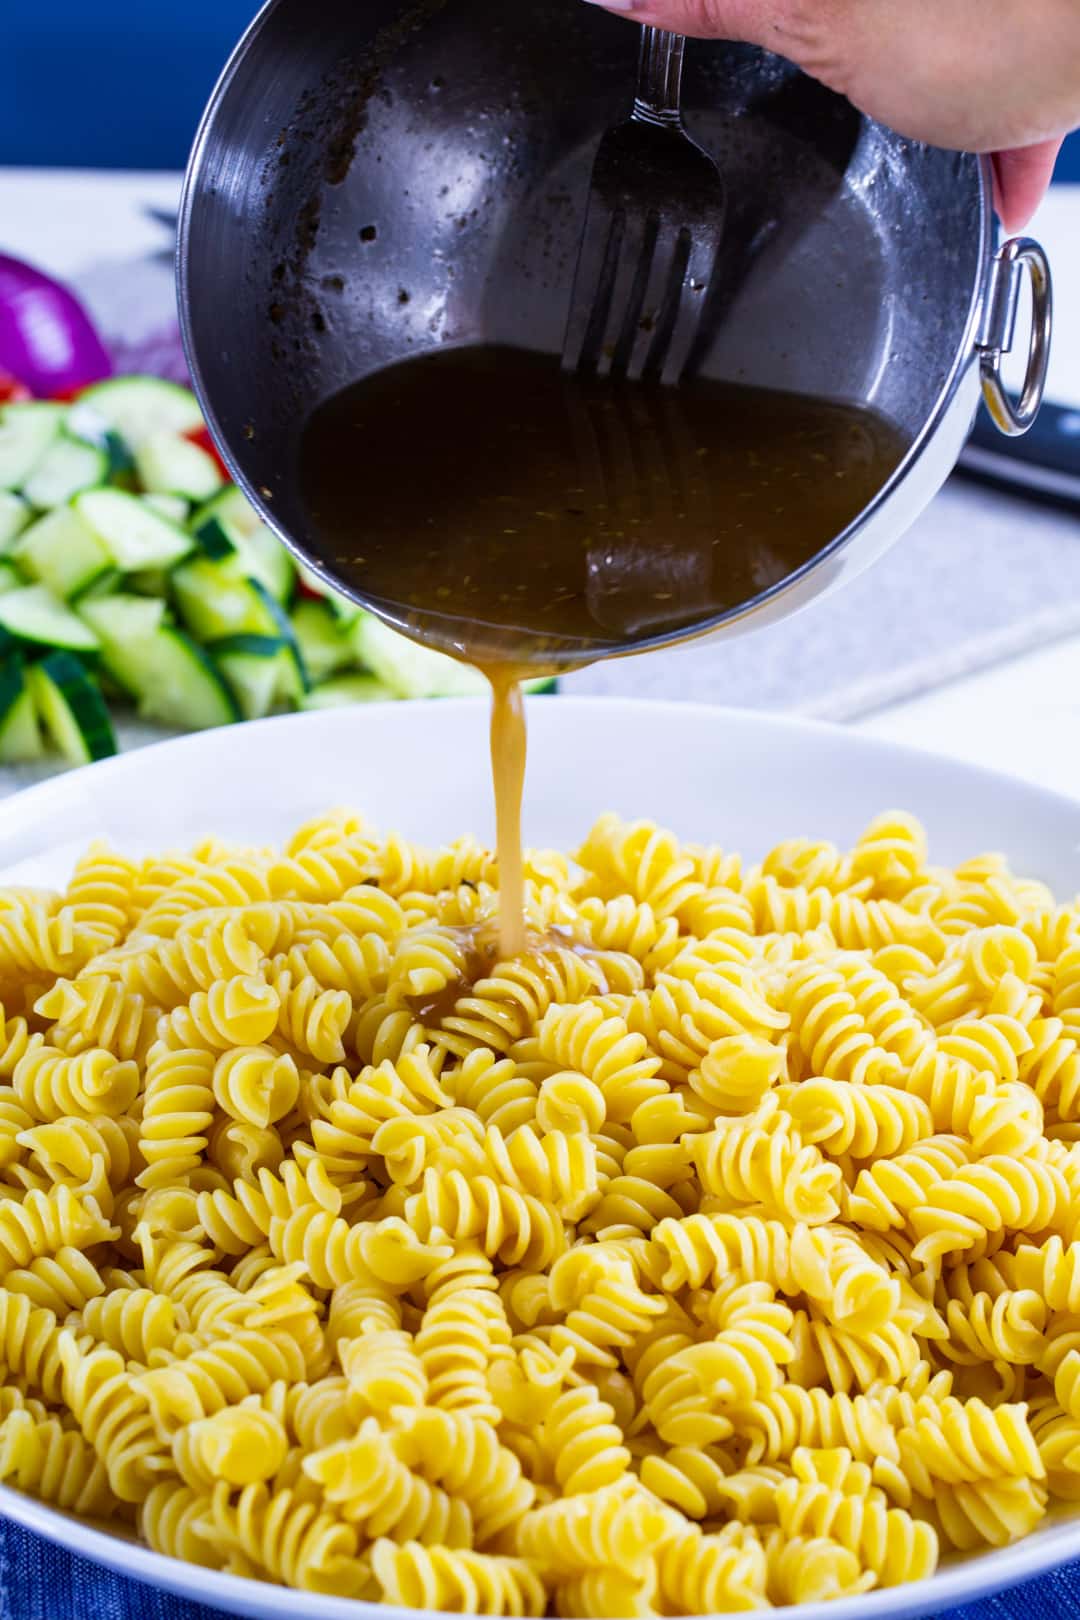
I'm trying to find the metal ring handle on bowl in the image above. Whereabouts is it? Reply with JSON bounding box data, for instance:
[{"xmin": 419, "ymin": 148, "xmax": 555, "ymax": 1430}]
[{"xmin": 978, "ymin": 236, "xmax": 1053, "ymax": 437}]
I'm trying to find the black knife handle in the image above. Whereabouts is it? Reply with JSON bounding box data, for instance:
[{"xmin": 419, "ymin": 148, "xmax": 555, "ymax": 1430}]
[{"xmin": 959, "ymin": 400, "xmax": 1080, "ymax": 506}]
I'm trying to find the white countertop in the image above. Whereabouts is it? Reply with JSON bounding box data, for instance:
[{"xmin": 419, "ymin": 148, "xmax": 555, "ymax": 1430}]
[{"xmin": 2, "ymin": 166, "xmax": 1080, "ymax": 801}]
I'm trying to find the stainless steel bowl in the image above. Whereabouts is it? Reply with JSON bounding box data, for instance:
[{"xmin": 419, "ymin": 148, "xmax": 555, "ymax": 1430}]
[{"xmin": 177, "ymin": 0, "xmax": 1052, "ymax": 658}]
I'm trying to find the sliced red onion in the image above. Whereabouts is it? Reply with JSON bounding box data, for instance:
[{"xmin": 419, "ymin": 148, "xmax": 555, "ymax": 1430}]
[{"xmin": 0, "ymin": 254, "xmax": 112, "ymax": 397}]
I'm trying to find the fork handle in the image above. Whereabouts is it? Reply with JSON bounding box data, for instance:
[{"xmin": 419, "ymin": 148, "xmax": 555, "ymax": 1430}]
[{"xmin": 632, "ymin": 27, "xmax": 686, "ymax": 129}]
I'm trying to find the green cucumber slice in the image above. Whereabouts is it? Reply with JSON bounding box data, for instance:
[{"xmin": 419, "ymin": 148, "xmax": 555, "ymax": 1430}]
[
  {"xmin": 129, "ymin": 628, "xmax": 239, "ymax": 730},
  {"xmin": 29, "ymin": 652, "xmax": 116, "ymax": 763},
  {"xmin": 74, "ymin": 488, "xmax": 193, "ymax": 572},
  {"xmin": 143, "ymin": 493, "xmax": 190, "ymax": 525},
  {"xmin": 21, "ymin": 432, "xmax": 108, "ymax": 510},
  {"xmin": 128, "ymin": 567, "xmax": 170, "ymax": 598},
  {"xmin": 215, "ymin": 646, "xmax": 287, "ymax": 721},
  {"xmin": 0, "ymin": 494, "xmax": 31, "ymax": 549},
  {"xmin": 296, "ymin": 561, "xmax": 362, "ymax": 625},
  {"xmin": 171, "ymin": 561, "xmax": 306, "ymax": 697},
  {"xmin": 249, "ymin": 580, "xmax": 307, "ymax": 693},
  {"xmin": 171, "ymin": 555, "xmax": 276, "ymax": 640},
  {"xmin": 350, "ymin": 614, "xmax": 554, "ymax": 699},
  {"xmin": 190, "ymin": 486, "xmax": 294, "ymax": 604},
  {"xmin": 290, "ymin": 599, "xmax": 354, "ymax": 684},
  {"xmin": 135, "ymin": 432, "xmax": 223, "ymax": 503},
  {"xmin": 75, "ymin": 378, "xmax": 203, "ymax": 446},
  {"xmin": 0, "ymin": 404, "xmax": 63, "ymax": 491},
  {"xmin": 300, "ymin": 673, "xmax": 395, "ymax": 709},
  {"xmin": 205, "ymin": 633, "xmax": 283, "ymax": 658},
  {"xmin": 73, "ymin": 569, "xmax": 122, "ymax": 604},
  {"xmin": 77, "ymin": 592, "xmax": 237, "ymax": 728},
  {"xmin": 0, "ymin": 660, "xmax": 44, "ymax": 762},
  {"xmin": 0, "ymin": 584, "xmax": 100, "ymax": 653},
  {"xmin": 13, "ymin": 505, "xmax": 113, "ymax": 600},
  {"xmin": 77, "ymin": 591, "xmax": 167, "ymax": 641},
  {"xmin": 243, "ymin": 524, "xmax": 295, "ymax": 606},
  {"xmin": 77, "ymin": 592, "xmax": 168, "ymax": 699}
]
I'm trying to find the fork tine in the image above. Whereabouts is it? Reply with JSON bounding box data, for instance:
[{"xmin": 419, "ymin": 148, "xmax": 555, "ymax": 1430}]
[
  {"xmin": 562, "ymin": 201, "xmax": 625, "ymax": 377},
  {"xmin": 658, "ymin": 229, "xmax": 716, "ymax": 388},
  {"xmin": 624, "ymin": 220, "xmax": 685, "ymax": 383},
  {"xmin": 594, "ymin": 210, "xmax": 658, "ymax": 381}
]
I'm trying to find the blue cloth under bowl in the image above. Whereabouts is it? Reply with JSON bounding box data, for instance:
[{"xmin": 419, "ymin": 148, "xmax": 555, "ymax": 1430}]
[{"xmin": 3, "ymin": 1519, "xmax": 1080, "ymax": 1620}]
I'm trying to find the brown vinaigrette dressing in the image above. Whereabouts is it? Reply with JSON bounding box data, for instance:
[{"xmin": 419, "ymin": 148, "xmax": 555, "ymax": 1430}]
[
  {"xmin": 486, "ymin": 668, "xmax": 529, "ymax": 960},
  {"xmin": 300, "ymin": 344, "xmax": 908, "ymax": 961}
]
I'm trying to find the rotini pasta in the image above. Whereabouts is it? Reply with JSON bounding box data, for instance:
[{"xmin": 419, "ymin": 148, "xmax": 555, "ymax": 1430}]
[{"xmin": 0, "ymin": 808, "xmax": 1077, "ymax": 1612}]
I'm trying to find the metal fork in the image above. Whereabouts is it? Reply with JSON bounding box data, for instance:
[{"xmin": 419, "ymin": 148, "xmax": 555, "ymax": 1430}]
[{"xmin": 562, "ymin": 27, "xmax": 726, "ymax": 387}]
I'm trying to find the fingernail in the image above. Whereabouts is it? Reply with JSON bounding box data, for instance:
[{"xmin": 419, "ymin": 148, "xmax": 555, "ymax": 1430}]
[{"xmin": 581, "ymin": 0, "xmax": 638, "ymax": 10}]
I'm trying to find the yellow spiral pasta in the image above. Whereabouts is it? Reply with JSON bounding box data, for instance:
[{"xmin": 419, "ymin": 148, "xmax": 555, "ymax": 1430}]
[
  {"xmin": 0, "ymin": 1406, "xmax": 118, "ymax": 1517},
  {"xmin": 211, "ymin": 1046, "xmax": 300, "ymax": 1129},
  {"xmin": 372, "ymin": 1539, "xmax": 546, "ymax": 1616},
  {"xmin": 14, "ymin": 1042, "xmax": 139, "ymax": 1121},
  {"xmin": 195, "ymin": 1477, "xmax": 370, "ymax": 1594},
  {"xmin": 2, "ymin": 808, "xmax": 1080, "ymax": 1609},
  {"xmin": 36, "ymin": 973, "xmax": 158, "ymax": 1064},
  {"xmin": 156, "ymin": 976, "xmax": 280, "ymax": 1053}
]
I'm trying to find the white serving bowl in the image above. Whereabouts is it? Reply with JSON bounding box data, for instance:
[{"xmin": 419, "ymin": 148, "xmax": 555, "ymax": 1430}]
[{"xmin": 1, "ymin": 697, "xmax": 1078, "ymax": 1620}]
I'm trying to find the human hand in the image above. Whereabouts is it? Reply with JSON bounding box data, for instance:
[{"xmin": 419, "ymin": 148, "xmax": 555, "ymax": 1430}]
[{"xmin": 581, "ymin": 0, "xmax": 1078, "ymax": 230}]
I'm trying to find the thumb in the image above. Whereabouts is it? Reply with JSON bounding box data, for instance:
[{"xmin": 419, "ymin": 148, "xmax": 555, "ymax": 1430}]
[{"xmin": 992, "ymin": 140, "xmax": 1063, "ymax": 233}]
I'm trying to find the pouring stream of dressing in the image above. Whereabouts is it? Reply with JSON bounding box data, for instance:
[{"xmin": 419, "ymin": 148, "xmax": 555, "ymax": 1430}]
[
  {"xmin": 300, "ymin": 345, "xmax": 908, "ymax": 959},
  {"xmin": 486, "ymin": 667, "xmax": 528, "ymax": 960}
]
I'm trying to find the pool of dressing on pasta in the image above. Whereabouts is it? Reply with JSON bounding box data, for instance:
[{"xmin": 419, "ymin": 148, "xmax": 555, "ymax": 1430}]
[{"xmin": 299, "ymin": 345, "xmax": 907, "ymax": 968}]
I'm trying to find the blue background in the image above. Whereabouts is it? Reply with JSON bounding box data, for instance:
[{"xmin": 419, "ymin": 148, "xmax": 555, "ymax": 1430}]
[{"xmin": 3, "ymin": 0, "xmax": 1080, "ymax": 176}]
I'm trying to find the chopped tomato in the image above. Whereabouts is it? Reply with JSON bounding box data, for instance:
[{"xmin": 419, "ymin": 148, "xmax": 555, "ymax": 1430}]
[
  {"xmin": 47, "ymin": 385, "xmax": 84, "ymax": 403},
  {"xmin": 184, "ymin": 424, "xmax": 230, "ymax": 480},
  {"xmin": 0, "ymin": 374, "xmax": 32, "ymax": 403},
  {"xmin": 297, "ymin": 578, "xmax": 325, "ymax": 601}
]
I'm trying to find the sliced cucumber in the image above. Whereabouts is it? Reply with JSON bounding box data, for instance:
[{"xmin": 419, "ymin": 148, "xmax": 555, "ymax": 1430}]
[
  {"xmin": 75, "ymin": 378, "xmax": 203, "ymax": 447},
  {"xmin": 214, "ymin": 643, "xmax": 289, "ymax": 722},
  {"xmin": 0, "ymin": 493, "xmax": 31, "ymax": 549},
  {"xmin": 0, "ymin": 404, "xmax": 63, "ymax": 491},
  {"xmin": 78, "ymin": 591, "xmax": 167, "ymax": 641},
  {"xmin": 251, "ymin": 581, "xmax": 307, "ymax": 697},
  {"xmin": 189, "ymin": 485, "xmax": 251, "ymax": 549},
  {"xmin": 143, "ymin": 493, "xmax": 190, "ymax": 525},
  {"xmin": 190, "ymin": 486, "xmax": 295, "ymax": 604},
  {"xmin": 13, "ymin": 505, "xmax": 113, "ymax": 600},
  {"xmin": 130, "ymin": 628, "xmax": 239, "ymax": 730},
  {"xmin": 77, "ymin": 592, "xmax": 168, "ymax": 699},
  {"xmin": 297, "ymin": 561, "xmax": 362, "ymax": 625},
  {"xmin": 351, "ymin": 613, "xmax": 555, "ymax": 699},
  {"xmin": 21, "ymin": 432, "xmax": 108, "ymax": 510},
  {"xmin": 135, "ymin": 432, "xmax": 223, "ymax": 503},
  {"xmin": 171, "ymin": 555, "xmax": 276, "ymax": 640},
  {"xmin": 74, "ymin": 488, "xmax": 193, "ymax": 572},
  {"xmin": 64, "ymin": 405, "xmax": 136, "ymax": 487},
  {"xmin": 0, "ymin": 659, "xmax": 43, "ymax": 762},
  {"xmin": 301, "ymin": 673, "xmax": 396, "ymax": 710},
  {"xmin": 0, "ymin": 584, "xmax": 100, "ymax": 653},
  {"xmin": 76, "ymin": 591, "xmax": 237, "ymax": 729},
  {"xmin": 243, "ymin": 524, "xmax": 295, "ymax": 605},
  {"xmin": 171, "ymin": 559, "xmax": 305, "ymax": 684},
  {"xmin": 30, "ymin": 652, "xmax": 116, "ymax": 763},
  {"xmin": 73, "ymin": 568, "xmax": 123, "ymax": 604},
  {"xmin": 128, "ymin": 567, "xmax": 170, "ymax": 598},
  {"xmin": 0, "ymin": 563, "xmax": 24, "ymax": 596},
  {"xmin": 290, "ymin": 599, "xmax": 354, "ymax": 684},
  {"xmin": 211, "ymin": 629, "xmax": 306, "ymax": 717}
]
